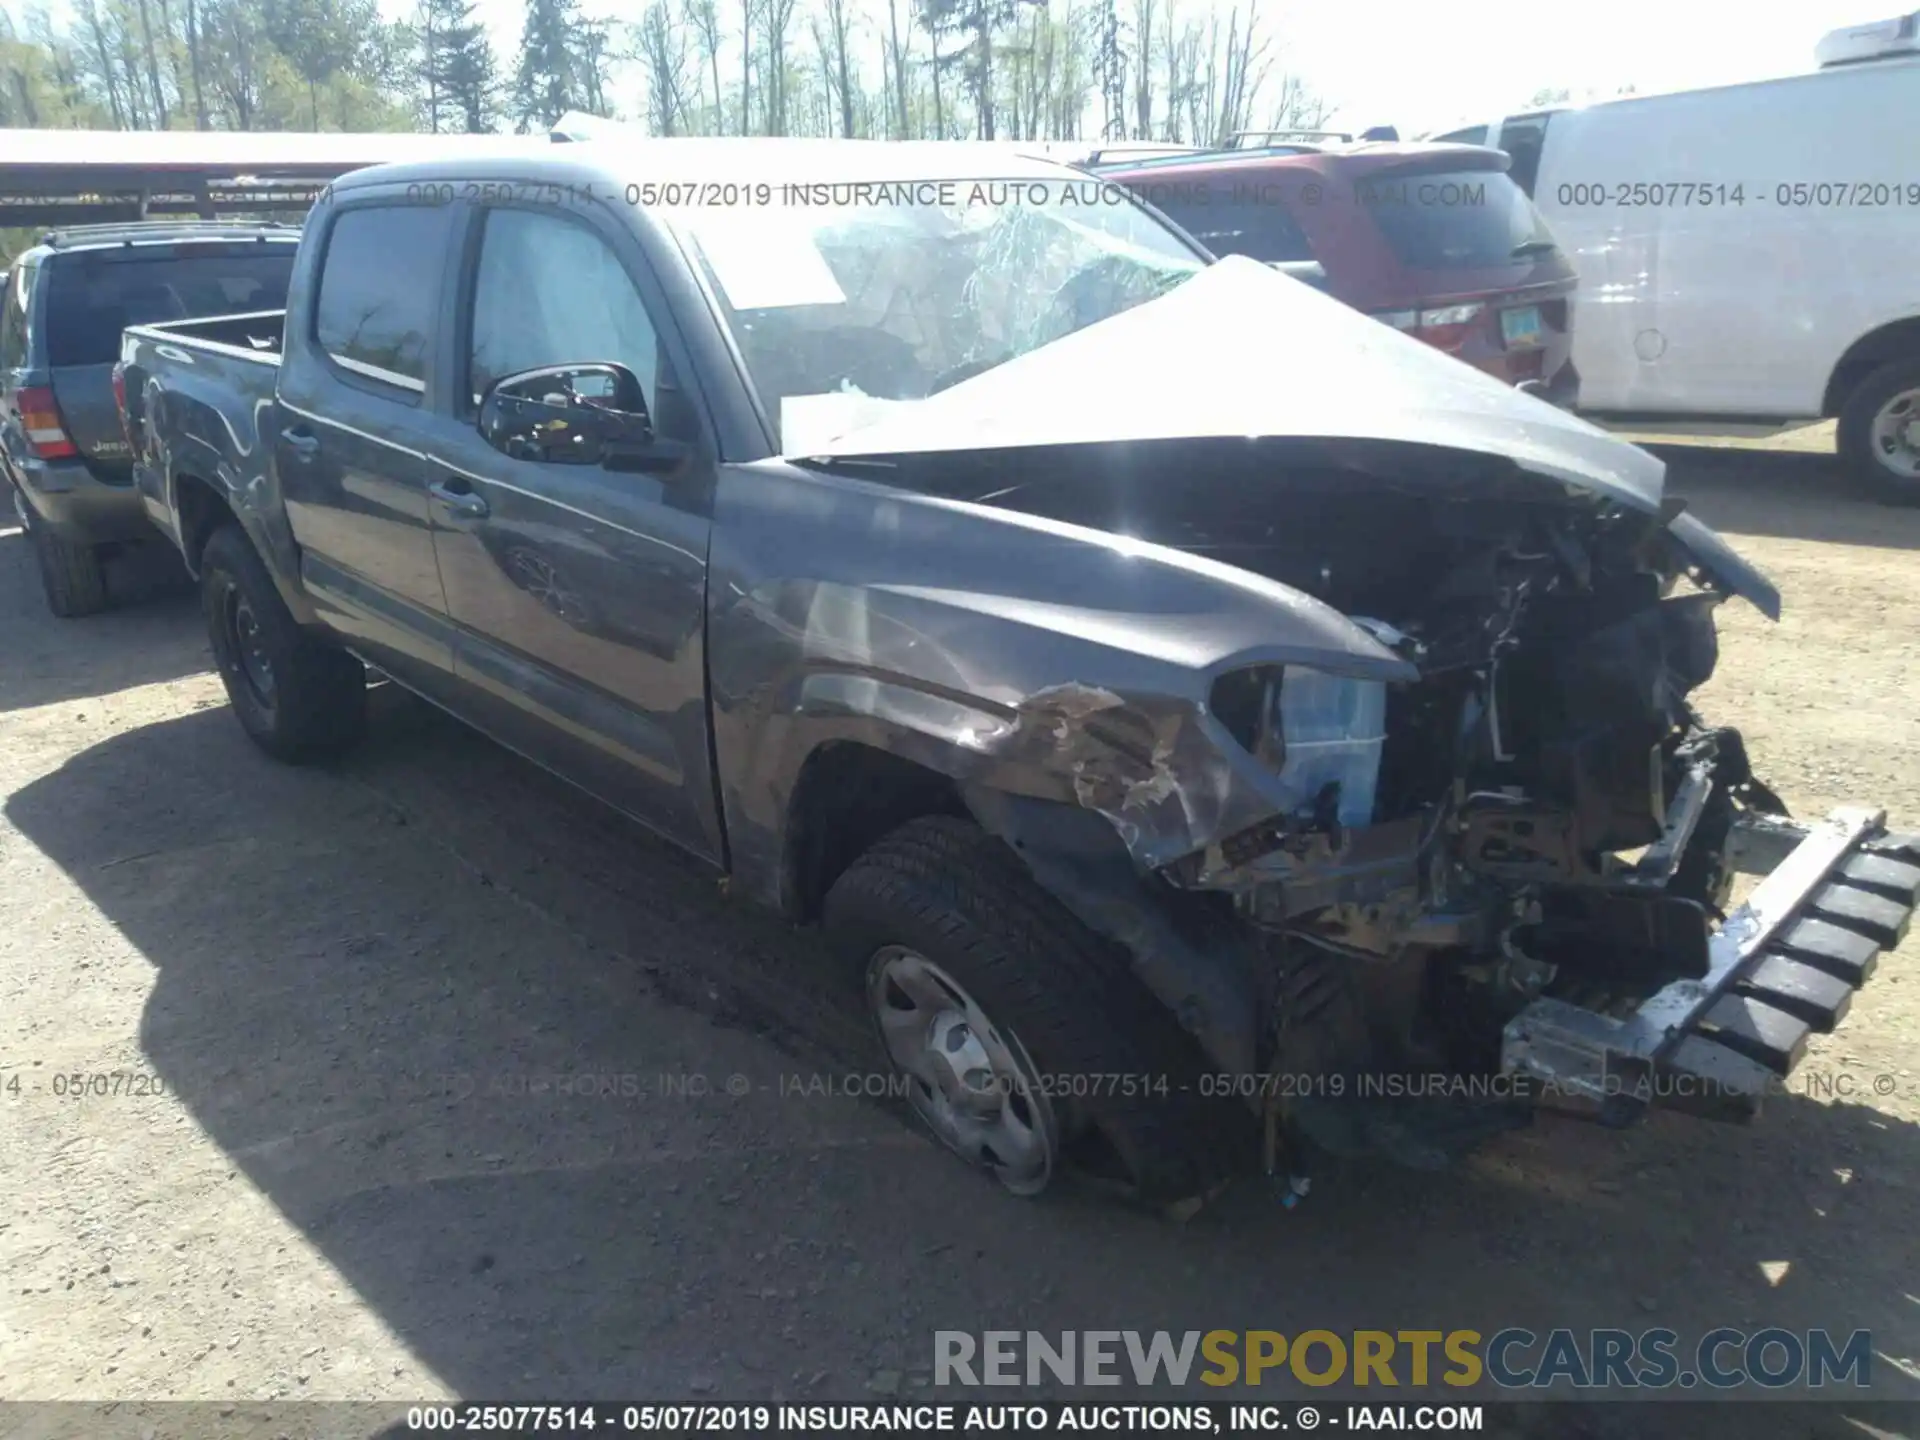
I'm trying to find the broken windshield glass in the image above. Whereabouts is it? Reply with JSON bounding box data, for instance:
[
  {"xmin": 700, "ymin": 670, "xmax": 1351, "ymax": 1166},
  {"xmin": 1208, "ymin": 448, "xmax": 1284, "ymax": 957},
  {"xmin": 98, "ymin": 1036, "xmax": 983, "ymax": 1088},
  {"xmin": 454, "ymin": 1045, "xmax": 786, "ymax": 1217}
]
[{"xmin": 663, "ymin": 179, "xmax": 1204, "ymax": 451}]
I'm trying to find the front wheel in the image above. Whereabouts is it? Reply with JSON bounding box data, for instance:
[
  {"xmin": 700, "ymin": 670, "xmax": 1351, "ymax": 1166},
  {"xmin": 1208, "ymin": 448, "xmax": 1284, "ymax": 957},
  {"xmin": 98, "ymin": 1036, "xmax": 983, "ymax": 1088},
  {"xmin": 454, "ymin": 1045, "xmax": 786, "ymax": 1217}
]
[
  {"xmin": 1838, "ymin": 357, "xmax": 1920, "ymax": 505},
  {"xmin": 823, "ymin": 815, "xmax": 1244, "ymax": 1206},
  {"xmin": 201, "ymin": 523, "xmax": 367, "ymax": 762}
]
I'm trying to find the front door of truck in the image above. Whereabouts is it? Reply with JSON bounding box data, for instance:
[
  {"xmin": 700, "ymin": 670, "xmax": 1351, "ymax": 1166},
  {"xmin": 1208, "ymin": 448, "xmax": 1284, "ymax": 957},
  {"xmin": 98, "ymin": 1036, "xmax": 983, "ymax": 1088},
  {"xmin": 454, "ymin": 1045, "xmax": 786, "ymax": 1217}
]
[{"xmin": 421, "ymin": 200, "xmax": 723, "ymax": 863}]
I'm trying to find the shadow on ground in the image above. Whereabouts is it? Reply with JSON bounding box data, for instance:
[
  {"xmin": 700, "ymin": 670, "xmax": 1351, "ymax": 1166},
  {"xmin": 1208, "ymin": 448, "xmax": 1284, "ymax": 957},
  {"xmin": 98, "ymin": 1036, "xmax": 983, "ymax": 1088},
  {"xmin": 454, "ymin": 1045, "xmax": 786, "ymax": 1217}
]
[
  {"xmin": 0, "ymin": 528, "xmax": 204, "ymax": 712},
  {"xmin": 6, "ymin": 696, "xmax": 1918, "ymax": 1435},
  {"xmin": 1654, "ymin": 446, "xmax": 1920, "ymax": 551}
]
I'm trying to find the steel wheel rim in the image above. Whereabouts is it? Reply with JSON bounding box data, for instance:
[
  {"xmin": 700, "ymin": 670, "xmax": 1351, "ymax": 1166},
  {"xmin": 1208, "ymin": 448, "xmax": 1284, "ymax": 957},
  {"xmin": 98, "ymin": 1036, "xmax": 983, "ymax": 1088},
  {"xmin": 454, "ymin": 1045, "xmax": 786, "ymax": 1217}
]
[
  {"xmin": 225, "ymin": 585, "xmax": 275, "ymax": 705},
  {"xmin": 866, "ymin": 946, "xmax": 1059, "ymax": 1195},
  {"xmin": 1869, "ymin": 387, "xmax": 1920, "ymax": 479}
]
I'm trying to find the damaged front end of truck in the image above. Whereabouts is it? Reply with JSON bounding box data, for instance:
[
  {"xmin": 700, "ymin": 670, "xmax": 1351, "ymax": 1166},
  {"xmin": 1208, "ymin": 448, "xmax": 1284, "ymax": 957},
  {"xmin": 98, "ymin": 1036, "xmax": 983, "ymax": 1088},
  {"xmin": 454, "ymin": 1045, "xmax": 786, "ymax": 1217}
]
[{"xmin": 775, "ymin": 257, "xmax": 1918, "ymax": 1190}]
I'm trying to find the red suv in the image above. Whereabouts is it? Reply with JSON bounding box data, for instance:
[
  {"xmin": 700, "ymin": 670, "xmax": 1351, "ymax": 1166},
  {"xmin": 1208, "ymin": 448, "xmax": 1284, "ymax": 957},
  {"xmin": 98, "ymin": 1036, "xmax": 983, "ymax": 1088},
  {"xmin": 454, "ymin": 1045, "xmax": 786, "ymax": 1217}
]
[{"xmin": 1091, "ymin": 141, "xmax": 1579, "ymax": 403}]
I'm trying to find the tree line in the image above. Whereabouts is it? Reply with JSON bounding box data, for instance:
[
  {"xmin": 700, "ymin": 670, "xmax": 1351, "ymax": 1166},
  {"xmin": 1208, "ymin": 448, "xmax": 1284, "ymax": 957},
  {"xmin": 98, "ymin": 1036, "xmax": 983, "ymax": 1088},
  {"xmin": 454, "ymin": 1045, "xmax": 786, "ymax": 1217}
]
[{"xmin": 0, "ymin": 0, "xmax": 1328, "ymax": 144}]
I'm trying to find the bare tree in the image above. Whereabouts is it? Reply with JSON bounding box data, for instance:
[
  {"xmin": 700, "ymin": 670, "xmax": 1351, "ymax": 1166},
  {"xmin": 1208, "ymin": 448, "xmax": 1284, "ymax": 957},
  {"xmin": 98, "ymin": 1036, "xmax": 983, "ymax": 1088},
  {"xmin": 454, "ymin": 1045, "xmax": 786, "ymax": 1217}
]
[
  {"xmin": 637, "ymin": 0, "xmax": 692, "ymax": 133},
  {"xmin": 755, "ymin": 0, "xmax": 798, "ymax": 132},
  {"xmin": 1212, "ymin": 1, "xmax": 1272, "ymax": 144},
  {"xmin": 736, "ymin": 0, "xmax": 752, "ymax": 134},
  {"xmin": 133, "ymin": 0, "xmax": 169, "ymax": 127},
  {"xmin": 685, "ymin": 0, "xmax": 722, "ymax": 131},
  {"xmin": 74, "ymin": 0, "xmax": 125, "ymax": 126},
  {"xmin": 813, "ymin": 0, "xmax": 855, "ymax": 137},
  {"xmin": 1261, "ymin": 70, "xmax": 1327, "ymax": 131},
  {"xmin": 1094, "ymin": 0, "xmax": 1123, "ymax": 138},
  {"xmin": 180, "ymin": 0, "xmax": 207, "ymax": 127},
  {"xmin": 1128, "ymin": 0, "xmax": 1152, "ymax": 137},
  {"xmin": 881, "ymin": 0, "xmax": 910, "ymax": 136}
]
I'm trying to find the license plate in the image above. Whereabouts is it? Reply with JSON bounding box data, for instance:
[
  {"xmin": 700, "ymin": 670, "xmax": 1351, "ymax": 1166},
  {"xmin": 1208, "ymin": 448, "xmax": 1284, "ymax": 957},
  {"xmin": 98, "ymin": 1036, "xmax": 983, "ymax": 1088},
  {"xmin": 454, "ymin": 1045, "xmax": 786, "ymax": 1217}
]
[{"xmin": 1500, "ymin": 305, "xmax": 1543, "ymax": 348}]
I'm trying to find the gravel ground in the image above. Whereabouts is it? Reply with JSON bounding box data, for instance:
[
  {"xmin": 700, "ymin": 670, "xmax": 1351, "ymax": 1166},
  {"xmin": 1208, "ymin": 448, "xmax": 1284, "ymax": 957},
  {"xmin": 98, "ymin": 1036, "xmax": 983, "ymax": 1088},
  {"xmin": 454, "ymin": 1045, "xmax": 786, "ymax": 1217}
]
[{"xmin": 1, "ymin": 433, "xmax": 1916, "ymax": 1439}]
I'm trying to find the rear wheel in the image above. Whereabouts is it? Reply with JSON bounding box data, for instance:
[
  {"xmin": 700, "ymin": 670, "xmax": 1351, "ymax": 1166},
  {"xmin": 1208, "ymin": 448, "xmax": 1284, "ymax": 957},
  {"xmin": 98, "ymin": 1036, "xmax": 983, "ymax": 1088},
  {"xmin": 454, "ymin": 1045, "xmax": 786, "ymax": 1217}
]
[
  {"xmin": 823, "ymin": 814, "xmax": 1244, "ymax": 1206},
  {"xmin": 1838, "ymin": 358, "xmax": 1920, "ymax": 505},
  {"xmin": 17, "ymin": 487, "xmax": 110, "ymax": 617},
  {"xmin": 201, "ymin": 523, "xmax": 366, "ymax": 762}
]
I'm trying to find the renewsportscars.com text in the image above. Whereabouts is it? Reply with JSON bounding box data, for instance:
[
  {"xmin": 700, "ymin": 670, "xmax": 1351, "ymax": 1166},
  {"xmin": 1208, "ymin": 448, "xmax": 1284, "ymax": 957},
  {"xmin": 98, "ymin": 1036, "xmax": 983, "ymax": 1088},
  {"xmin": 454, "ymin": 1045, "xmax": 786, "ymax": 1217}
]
[{"xmin": 935, "ymin": 1328, "xmax": 1872, "ymax": 1390}]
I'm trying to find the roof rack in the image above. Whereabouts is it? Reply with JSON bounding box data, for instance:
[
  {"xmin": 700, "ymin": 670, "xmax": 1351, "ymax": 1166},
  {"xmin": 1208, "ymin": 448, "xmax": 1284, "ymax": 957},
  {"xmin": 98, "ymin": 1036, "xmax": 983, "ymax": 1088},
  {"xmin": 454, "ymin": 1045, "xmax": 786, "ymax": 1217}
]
[
  {"xmin": 1077, "ymin": 143, "xmax": 1210, "ymax": 166},
  {"xmin": 1228, "ymin": 129, "xmax": 1353, "ymax": 147},
  {"xmin": 1081, "ymin": 142, "xmax": 1321, "ymax": 171},
  {"xmin": 39, "ymin": 218, "xmax": 299, "ymax": 249}
]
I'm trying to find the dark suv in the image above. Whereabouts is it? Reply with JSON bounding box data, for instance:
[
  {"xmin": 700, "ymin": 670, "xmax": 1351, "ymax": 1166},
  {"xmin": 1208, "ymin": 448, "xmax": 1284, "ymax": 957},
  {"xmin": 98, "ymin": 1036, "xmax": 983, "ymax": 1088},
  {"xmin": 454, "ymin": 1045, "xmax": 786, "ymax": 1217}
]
[
  {"xmin": 1, "ymin": 222, "xmax": 300, "ymax": 615},
  {"xmin": 1091, "ymin": 142, "xmax": 1579, "ymax": 403}
]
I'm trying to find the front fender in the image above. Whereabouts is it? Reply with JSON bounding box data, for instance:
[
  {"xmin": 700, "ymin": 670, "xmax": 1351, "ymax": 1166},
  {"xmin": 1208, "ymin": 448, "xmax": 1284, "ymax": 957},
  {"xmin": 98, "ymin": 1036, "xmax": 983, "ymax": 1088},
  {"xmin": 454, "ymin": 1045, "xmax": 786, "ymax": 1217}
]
[{"xmin": 708, "ymin": 459, "xmax": 1414, "ymax": 908}]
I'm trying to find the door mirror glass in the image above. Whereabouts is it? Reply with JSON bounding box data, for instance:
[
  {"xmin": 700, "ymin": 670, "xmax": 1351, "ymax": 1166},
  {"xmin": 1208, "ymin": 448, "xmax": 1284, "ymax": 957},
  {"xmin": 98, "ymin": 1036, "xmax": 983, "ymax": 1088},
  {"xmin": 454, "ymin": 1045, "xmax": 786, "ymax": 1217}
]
[{"xmin": 477, "ymin": 362, "xmax": 653, "ymax": 466}]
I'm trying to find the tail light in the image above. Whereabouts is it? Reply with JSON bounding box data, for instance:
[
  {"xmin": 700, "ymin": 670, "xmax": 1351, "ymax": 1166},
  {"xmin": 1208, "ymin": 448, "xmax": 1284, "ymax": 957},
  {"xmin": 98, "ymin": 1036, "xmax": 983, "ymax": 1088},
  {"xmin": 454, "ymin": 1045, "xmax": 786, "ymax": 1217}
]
[
  {"xmin": 17, "ymin": 385, "xmax": 77, "ymax": 460},
  {"xmin": 112, "ymin": 363, "xmax": 131, "ymax": 446},
  {"xmin": 1372, "ymin": 302, "xmax": 1485, "ymax": 354}
]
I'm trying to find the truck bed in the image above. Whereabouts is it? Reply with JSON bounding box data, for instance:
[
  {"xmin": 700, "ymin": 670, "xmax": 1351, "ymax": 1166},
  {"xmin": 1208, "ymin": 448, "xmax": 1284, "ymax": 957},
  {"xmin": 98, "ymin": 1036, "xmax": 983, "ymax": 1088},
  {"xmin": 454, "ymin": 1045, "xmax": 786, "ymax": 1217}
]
[
  {"xmin": 120, "ymin": 309, "xmax": 289, "ymax": 556},
  {"xmin": 134, "ymin": 309, "xmax": 285, "ymax": 358}
]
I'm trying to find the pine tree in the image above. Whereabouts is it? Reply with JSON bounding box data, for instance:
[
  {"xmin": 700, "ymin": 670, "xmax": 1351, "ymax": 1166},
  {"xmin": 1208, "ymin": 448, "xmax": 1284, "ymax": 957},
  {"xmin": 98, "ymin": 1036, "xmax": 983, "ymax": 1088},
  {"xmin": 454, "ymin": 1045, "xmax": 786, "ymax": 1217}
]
[
  {"xmin": 511, "ymin": 0, "xmax": 586, "ymax": 131},
  {"xmin": 418, "ymin": 0, "xmax": 495, "ymax": 131}
]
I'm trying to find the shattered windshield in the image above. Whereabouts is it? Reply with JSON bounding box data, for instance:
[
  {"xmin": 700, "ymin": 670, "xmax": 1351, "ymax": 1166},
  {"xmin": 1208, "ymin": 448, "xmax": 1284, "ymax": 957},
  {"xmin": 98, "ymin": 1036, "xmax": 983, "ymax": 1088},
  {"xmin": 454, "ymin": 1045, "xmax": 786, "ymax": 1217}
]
[{"xmin": 663, "ymin": 179, "xmax": 1204, "ymax": 452}]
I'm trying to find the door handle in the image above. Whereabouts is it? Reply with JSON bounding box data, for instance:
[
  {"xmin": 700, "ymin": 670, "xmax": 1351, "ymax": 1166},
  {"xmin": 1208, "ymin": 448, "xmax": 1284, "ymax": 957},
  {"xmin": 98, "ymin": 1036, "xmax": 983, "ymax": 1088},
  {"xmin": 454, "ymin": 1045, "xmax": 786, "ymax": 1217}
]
[
  {"xmin": 279, "ymin": 425, "xmax": 320, "ymax": 461},
  {"xmin": 429, "ymin": 477, "xmax": 489, "ymax": 520}
]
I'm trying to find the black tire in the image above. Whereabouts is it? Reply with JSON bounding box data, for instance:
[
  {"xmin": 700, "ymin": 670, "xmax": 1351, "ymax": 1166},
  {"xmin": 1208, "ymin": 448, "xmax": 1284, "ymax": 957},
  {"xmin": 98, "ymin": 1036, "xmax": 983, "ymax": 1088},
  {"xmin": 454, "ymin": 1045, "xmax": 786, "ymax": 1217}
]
[
  {"xmin": 1837, "ymin": 357, "xmax": 1920, "ymax": 506},
  {"xmin": 26, "ymin": 510, "xmax": 110, "ymax": 617},
  {"xmin": 201, "ymin": 523, "xmax": 366, "ymax": 762},
  {"xmin": 822, "ymin": 814, "xmax": 1247, "ymax": 1206}
]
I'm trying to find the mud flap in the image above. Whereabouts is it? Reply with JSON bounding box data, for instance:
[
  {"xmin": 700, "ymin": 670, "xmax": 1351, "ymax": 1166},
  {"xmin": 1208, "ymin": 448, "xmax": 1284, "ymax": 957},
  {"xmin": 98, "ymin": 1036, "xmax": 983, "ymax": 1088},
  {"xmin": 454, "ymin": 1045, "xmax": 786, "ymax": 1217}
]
[{"xmin": 1501, "ymin": 809, "xmax": 1917, "ymax": 1125}]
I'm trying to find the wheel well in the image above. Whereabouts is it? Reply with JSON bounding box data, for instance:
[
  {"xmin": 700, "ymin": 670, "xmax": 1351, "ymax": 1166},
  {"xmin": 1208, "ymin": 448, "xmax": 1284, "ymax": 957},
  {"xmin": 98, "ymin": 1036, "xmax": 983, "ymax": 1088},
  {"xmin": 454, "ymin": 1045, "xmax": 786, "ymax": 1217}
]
[
  {"xmin": 1824, "ymin": 318, "xmax": 1920, "ymax": 417},
  {"xmin": 782, "ymin": 741, "xmax": 967, "ymax": 921},
  {"xmin": 173, "ymin": 473, "xmax": 235, "ymax": 574}
]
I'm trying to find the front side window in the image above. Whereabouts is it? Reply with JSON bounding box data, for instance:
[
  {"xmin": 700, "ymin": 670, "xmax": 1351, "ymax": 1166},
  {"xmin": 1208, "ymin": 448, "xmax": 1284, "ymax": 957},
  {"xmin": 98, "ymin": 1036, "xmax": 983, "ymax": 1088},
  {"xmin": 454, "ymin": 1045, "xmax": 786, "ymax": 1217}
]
[
  {"xmin": 467, "ymin": 207, "xmax": 661, "ymax": 414},
  {"xmin": 662, "ymin": 179, "xmax": 1203, "ymax": 451},
  {"xmin": 314, "ymin": 206, "xmax": 451, "ymax": 396}
]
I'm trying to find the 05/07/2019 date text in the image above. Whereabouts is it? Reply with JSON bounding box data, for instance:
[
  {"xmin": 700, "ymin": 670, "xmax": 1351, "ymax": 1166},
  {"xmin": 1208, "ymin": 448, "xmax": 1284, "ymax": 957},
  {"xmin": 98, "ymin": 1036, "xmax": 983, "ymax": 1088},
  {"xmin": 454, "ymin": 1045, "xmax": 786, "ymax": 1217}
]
[{"xmin": 346, "ymin": 180, "xmax": 787, "ymax": 209}]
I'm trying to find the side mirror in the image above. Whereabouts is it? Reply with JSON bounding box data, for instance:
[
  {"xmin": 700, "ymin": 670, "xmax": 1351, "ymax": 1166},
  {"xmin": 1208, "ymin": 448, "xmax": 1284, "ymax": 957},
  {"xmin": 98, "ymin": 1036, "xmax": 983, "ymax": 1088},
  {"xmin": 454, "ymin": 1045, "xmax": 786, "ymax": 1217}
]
[{"xmin": 477, "ymin": 363, "xmax": 657, "ymax": 468}]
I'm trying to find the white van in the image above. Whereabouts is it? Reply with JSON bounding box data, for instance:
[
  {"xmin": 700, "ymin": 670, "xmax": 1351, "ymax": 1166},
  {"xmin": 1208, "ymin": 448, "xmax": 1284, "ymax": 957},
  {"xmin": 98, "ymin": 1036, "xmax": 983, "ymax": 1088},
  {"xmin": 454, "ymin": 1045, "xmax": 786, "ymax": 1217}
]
[{"xmin": 1435, "ymin": 12, "xmax": 1920, "ymax": 500}]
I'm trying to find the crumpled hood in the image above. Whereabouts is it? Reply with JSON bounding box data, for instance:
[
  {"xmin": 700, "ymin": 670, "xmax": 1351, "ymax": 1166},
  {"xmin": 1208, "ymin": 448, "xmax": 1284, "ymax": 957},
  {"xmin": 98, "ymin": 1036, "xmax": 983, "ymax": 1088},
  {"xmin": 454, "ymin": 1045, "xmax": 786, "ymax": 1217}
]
[{"xmin": 798, "ymin": 254, "xmax": 1780, "ymax": 619}]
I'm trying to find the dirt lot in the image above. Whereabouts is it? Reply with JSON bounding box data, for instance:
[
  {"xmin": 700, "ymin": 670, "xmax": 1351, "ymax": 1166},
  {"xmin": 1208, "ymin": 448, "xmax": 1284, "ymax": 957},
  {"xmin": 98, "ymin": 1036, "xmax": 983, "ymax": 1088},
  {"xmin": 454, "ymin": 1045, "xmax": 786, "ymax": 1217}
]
[{"xmin": 1, "ymin": 433, "xmax": 1917, "ymax": 1437}]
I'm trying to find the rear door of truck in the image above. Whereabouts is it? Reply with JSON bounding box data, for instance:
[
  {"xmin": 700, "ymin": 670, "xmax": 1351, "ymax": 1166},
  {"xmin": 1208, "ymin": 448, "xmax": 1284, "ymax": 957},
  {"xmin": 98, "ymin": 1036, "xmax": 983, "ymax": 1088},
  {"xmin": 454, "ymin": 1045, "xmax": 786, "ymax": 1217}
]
[
  {"xmin": 42, "ymin": 239, "xmax": 297, "ymax": 478},
  {"xmin": 273, "ymin": 193, "xmax": 462, "ymax": 692}
]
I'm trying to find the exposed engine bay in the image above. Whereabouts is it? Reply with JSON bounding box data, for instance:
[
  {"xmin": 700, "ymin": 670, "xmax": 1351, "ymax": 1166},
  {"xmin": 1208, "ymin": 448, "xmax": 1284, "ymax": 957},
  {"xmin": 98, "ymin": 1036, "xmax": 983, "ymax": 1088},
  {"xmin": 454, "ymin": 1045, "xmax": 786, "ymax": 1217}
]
[{"xmin": 891, "ymin": 435, "xmax": 1868, "ymax": 1167}]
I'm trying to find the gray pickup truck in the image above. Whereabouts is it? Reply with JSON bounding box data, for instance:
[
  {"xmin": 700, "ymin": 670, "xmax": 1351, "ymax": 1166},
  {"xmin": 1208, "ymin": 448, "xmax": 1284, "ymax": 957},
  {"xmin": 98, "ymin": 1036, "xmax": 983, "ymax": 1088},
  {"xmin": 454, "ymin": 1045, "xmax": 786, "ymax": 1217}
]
[{"xmin": 120, "ymin": 139, "xmax": 1916, "ymax": 1208}]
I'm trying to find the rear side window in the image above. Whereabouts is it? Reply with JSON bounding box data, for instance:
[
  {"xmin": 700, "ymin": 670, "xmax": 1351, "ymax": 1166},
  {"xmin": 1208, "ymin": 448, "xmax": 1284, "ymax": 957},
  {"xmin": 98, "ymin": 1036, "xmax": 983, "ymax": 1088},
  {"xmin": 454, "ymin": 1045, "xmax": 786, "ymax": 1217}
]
[
  {"xmin": 42, "ymin": 246, "xmax": 296, "ymax": 368},
  {"xmin": 0, "ymin": 261, "xmax": 30, "ymax": 368},
  {"xmin": 1360, "ymin": 169, "xmax": 1558, "ymax": 270},
  {"xmin": 1494, "ymin": 115, "xmax": 1553, "ymax": 196},
  {"xmin": 314, "ymin": 206, "xmax": 452, "ymax": 396},
  {"xmin": 1132, "ymin": 182, "xmax": 1317, "ymax": 263}
]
